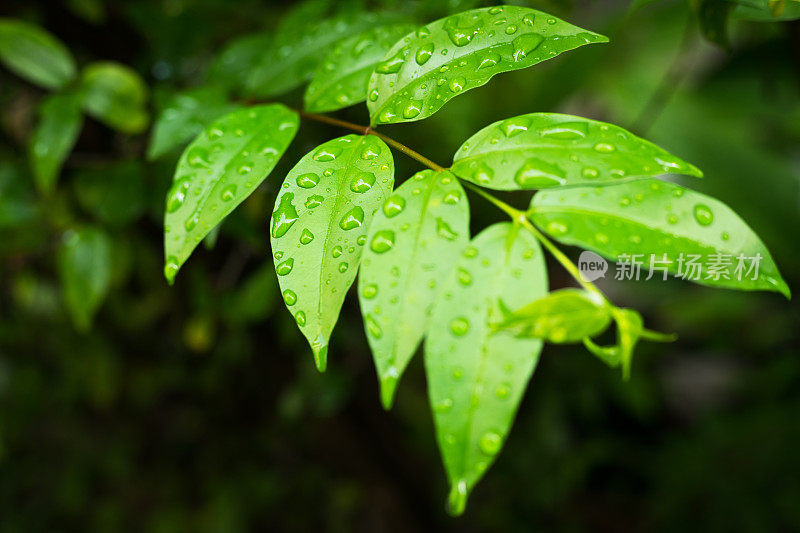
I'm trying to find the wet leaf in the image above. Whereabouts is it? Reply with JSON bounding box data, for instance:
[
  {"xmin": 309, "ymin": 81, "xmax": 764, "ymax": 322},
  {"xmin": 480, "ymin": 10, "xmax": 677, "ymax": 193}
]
[
  {"xmin": 495, "ymin": 288, "xmax": 611, "ymax": 342},
  {"xmin": 583, "ymin": 307, "xmax": 643, "ymax": 378},
  {"xmin": 57, "ymin": 226, "xmax": 112, "ymax": 330},
  {"xmin": 367, "ymin": 6, "xmax": 607, "ymax": 125},
  {"xmin": 530, "ymin": 179, "xmax": 790, "ymax": 297},
  {"xmin": 425, "ymin": 222, "xmax": 547, "ymax": 515},
  {"xmin": 452, "ymin": 113, "xmax": 702, "ymax": 190},
  {"xmin": 271, "ymin": 135, "xmax": 394, "ymax": 372},
  {"xmin": 0, "ymin": 18, "xmax": 76, "ymax": 89},
  {"xmin": 246, "ymin": 11, "xmax": 399, "ymax": 98},
  {"xmin": 358, "ymin": 169, "xmax": 469, "ymax": 409},
  {"xmin": 304, "ymin": 24, "xmax": 416, "ymax": 113},
  {"xmin": 79, "ymin": 61, "xmax": 149, "ymax": 134},
  {"xmin": 29, "ymin": 92, "xmax": 83, "ymax": 194},
  {"xmin": 147, "ymin": 86, "xmax": 240, "ymax": 160},
  {"xmin": 164, "ymin": 104, "xmax": 299, "ymax": 284}
]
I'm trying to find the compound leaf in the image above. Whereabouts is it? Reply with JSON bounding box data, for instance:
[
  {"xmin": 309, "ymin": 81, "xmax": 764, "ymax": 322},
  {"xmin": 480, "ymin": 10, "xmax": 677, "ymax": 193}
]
[
  {"xmin": 164, "ymin": 105, "xmax": 299, "ymax": 283},
  {"xmin": 147, "ymin": 86, "xmax": 240, "ymax": 160},
  {"xmin": 305, "ymin": 24, "xmax": 417, "ymax": 113},
  {"xmin": 452, "ymin": 113, "xmax": 702, "ymax": 190},
  {"xmin": 367, "ymin": 6, "xmax": 607, "ymax": 125},
  {"xmin": 29, "ymin": 92, "xmax": 83, "ymax": 194},
  {"xmin": 246, "ymin": 11, "xmax": 400, "ymax": 98},
  {"xmin": 0, "ymin": 18, "xmax": 76, "ymax": 89},
  {"xmin": 495, "ymin": 288, "xmax": 611, "ymax": 343},
  {"xmin": 57, "ymin": 226, "xmax": 112, "ymax": 331},
  {"xmin": 529, "ymin": 179, "xmax": 790, "ymax": 297},
  {"xmin": 271, "ymin": 135, "xmax": 394, "ymax": 372},
  {"xmin": 79, "ymin": 62, "xmax": 149, "ymax": 134},
  {"xmin": 359, "ymin": 169, "xmax": 469, "ymax": 409},
  {"xmin": 425, "ymin": 222, "xmax": 547, "ymax": 515}
]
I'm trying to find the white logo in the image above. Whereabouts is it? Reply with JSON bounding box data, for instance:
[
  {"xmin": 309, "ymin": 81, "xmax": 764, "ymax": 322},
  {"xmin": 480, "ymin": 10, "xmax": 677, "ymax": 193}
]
[{"xmin": 578, "ymin": 251, "xmax": 608, "ymax": 282}]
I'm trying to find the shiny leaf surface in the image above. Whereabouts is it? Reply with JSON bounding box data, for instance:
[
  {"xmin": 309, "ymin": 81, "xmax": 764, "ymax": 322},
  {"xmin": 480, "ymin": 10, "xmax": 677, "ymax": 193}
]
[
  {"xmin": 358, "ymin": 169, "xmax": 469, "ymax": 409},
  {"xmin": 29, "ymin": 92, "xmax": 83, "ymax": 194},
  {"xmin": 530, "ymin": 179, "xmax": 790, "ymax": 297},
  {"xmin": 147, "ymin": 86, "xmax": 240, "ymax": 160},
  {"xmin": 495, "ymin": 288, "xmax": 611, "ymax": 342},
  {"xmin": 425, "ymin": 222, "xmax": 547, "ymax": 515},
  {"xmin": 0, "ymin": 18, "xmax": 76, "ymax": 89},
  {"xmin": 57, "ymin": 226, "xmax": 112, "ymax": 330},
  {"xmin": 246, "ymin": 11, "xmax": 398, "ymax": 98},
  {"xmin": 304, "ymin": 24, "xmax": 416, "ymax": 113},
  {"xmin": 367, "ymin": 6, "xmax": 607, "ymax": 125},
  {"xmin": 452, "ymin": 113, "xmax": 702, "ymax": 190},
  {"xmin": 271, "ymin": 135, "xmax": 394, "ymax": 371},
  {"xmin": 164, "ymin": 105, "xmax": 299, "ymax": 283},
  {"xmin": 79, "ymin": 62, "xmax": 149, "ymax": 134}
]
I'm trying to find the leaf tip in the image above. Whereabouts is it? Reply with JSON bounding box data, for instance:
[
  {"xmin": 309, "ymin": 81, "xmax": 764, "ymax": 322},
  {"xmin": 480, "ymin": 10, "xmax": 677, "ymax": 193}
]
[
  {"xmin": 379, "ymin": 372, "xmax": 399, "ymax": 410},
  {"xmin": 446, "ymin": 479, "xmax": 469, "ymax": 517},
  {"xmin": 312, "ymin": 342, "xmax": 328, "ymax": 372},
  {"xmin": 164, "ymin": 261, "xmax": 178, "ymax": 285}
]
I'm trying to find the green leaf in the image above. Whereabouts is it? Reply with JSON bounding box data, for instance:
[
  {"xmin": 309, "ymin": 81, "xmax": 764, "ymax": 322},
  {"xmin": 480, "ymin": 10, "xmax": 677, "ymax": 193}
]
[
  {"xmin": 529, "ymin": 179, "xmax": 790, "ymax": 297},
  {"xmin": 583, "ymin": 308, "xmax": 643, "ymax": 379},
  {"xmin": 57, "ymin": 226, "xmax": 112, "ymax": 331},
  {"xmin": 367, "ymin": 6, "xmax": 607, "ymax": 125},
  {"xmin": 304, "ymin": 24, "xmax": 416, "ymax": 113},
  {"xmin": 691, "ymin": 0, "xmax": 734, "ymax": 48},
  {"xmin": 74, "ymin": 161, "xmax": 146, "ymax": 227},
  {"xmin": 147, "ymin": 86, "xmax": 240, "ymax": 160},
  {"xmin": 425, "ymin": 222, "xmax": 547, "ymax": 515},
  {"xmin": 29, "ymin": 92, "xmax": 83, "ymax": 194},
  {"xmin": 451, "ymin": 113, "xmax": 702, "ymax": 190},
  {"xmin": 79, "ymin": 62, "xmax": 149, "ymax": 134},
  {"xmin": 0, "ymin": 18, "xmax": 76, "ymax": 89},
  {"xmin": 246, "ymin": 11, "xmax": 399, "ymax": 98},
  {"xmin": 358, "ymin": 169, "xmax": 469, "ymax": 409},
  {"xmin": 734, "ymin": 0, "xmax": 800, "ymax": 20},
  {"xmin": 495, "ymin": 288, "xmax": 611, "ymax": 343},
  {"xmin": 206, "ymin": 32, "xmax": 272, "ymax": 93},
  {"xmin": 271, "ymin": 135, "xmax": 394, "ymax": 372},
  {"xmin": 164, "ymin": 104, "xmax": 299, "ymax": 284}
]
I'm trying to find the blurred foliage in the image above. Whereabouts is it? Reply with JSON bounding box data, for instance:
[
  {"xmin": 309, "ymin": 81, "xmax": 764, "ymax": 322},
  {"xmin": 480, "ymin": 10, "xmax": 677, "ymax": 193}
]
[{"xmin": 0, "ymin": 0, "xmax": 799, "ymax": 530}]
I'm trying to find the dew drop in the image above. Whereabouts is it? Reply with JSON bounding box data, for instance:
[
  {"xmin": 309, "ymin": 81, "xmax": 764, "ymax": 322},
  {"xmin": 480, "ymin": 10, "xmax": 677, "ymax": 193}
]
[
  {"xmin": 339, "ymin": 206, "xmax": 365, "ymax": 230},
  {"xmin": 271, "ymin": 193, "xmax": 299, "ymax": 238},
  {"xmin": 539, "ymin": 121, "xmax": 588, "ymax": 139},
  {"xmin": 479, "ymin": 431, "xmax": 502, "ymax": 455},
  {"xmin": 370, "ymin": 230, "xmax": 395, "ymax": 253},
  {"xmin": 443, "ymin": 190, "xmax": 462, "ymax": 204},
  {"xmin": 594, "ymin": 142, "xmax": 616, "ymax": 153},
  {"xmin": 365, "ymin": 314, "xmax": 382, "ymax": 338},
  {"xmin": 361, "ymin": 143, "xmax": 382, "ymax": 160},
  {"xmin": 276, "ymin": 258, "xmax": 294, "ymax": 276},
  {"xmin": 220, "ymin": 184, "xmax": 237, "ymax": 201},
  {"xmin": 500, "ymin": 116, "xmax": 531, "ymax": 137},
  {"xmin": 295, "ymin": 311, "xmax": 306, "ymax": 326},
  {"xmin": 582, "ymin": 167, "xmax": 599, "ymax": 180},
  {"xmin": 477, "ymin": 52, "xmax": 500, "ymax": 70},
  {"xmin": 300, "ymin": 228, "xmax": 314, "ymax": 244},
  {"xmin": 436, "ymin": 218, "xmax": 459, "ymax": 240},
  {"xmin": 362, "ymin": 283, "xmax": 378, "ymax": 299},
  {"xmin": 694, "ymin": 204, "xmax": 714, "ymax": 226},
  {"xmin": 449, "ymin": 76, "xmax": 466, "ymax": 93},
  {"xmin": 313, "ymin": 146, "xmax": 342, "ymax": 162},
  {"xmin": 375, "ymin": 47, "xmax": 407, "ymax": 74},
  {"xmin": 450, "ymin": 317, "xmax": 469, "ymax": 336},
  {"xmin": 339, "ymin": 262, "xmax": 349, "ymax": 273},
  {"xmin": 350, "ymin": 171, "xmax": 376, "ymax": 193},
  {"xmin": 514, "ymin": 158, "xmax": 566, "ymax": 188},
  {"xmin": 512, "ymin": 33, "xmax": 544, "ymax": 61},
  {"xmin": 546, "ymin": 220, "xmax": 569, "ymax": 235},
  {"xmin": 495, "ymin": 383, "xmax": 510, "ymax": 399},
  {"xmin": 415, "ymin": 43, "xmax": 434, "ymax": 65},
  {"xmin": 457, "ymin": 268, "xmax": 472, "ymax": 286},
  {"xmin": 166, "ymin": 179, "xmax": 190, "ymax": 213},
  {"xmin": 296, "ymin": 172, "xmax": 320, "ymax": 188},
  {"xmin": 382, "ymin": 195, "xmax": 406, "ymax": 217},
  {"xmin": 283, "ymin": 289, "xmax": 297, "ymax": 306}
]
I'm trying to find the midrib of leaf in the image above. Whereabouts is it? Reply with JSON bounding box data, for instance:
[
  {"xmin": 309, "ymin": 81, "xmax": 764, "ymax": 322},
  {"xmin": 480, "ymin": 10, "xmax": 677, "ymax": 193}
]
[
  {"xmin": 188, "ymin": 117, "xmax": 284, "ymax": 239},
  {"xmin": 390, "ymin": 172, "xmax": 440, "ymax": 366},
  {"xmin": 455, "ymin": 224, "xmax": 520, "ymax": 479},
  {"xmin": 531, "ymin": 205, "xmax": 743, "ymax": 255}
]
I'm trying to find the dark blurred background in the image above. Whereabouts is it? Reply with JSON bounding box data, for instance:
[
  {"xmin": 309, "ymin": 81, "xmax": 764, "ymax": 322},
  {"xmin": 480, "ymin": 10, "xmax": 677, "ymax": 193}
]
[{"xmin": 1, "ymin": 0, "xmax": 799, "ymax": 531}]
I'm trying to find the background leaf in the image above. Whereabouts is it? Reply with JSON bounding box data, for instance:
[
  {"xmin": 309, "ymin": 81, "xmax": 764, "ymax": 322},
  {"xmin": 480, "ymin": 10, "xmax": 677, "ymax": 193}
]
[
  {"xmin": 0, "ymin": 18, "xmax": 76, "ymax": 89},
  {"xmin": 530, "ymin": 179, "xmax": 790, "ymax": 296},
  {"xmin": 496, "ymin": 288, "xmax": 611, "ymax": 343},
  {"xmin": 57, "ymin": 226, "xmax": 112, "ymax": 330},
  {"xmin": 164, "ymin": 104, "xmax": 299, "ymax": 283},
  {"xmin": 246, "ymin": 11, "xmax": 400, "ymax": 98},
  {"xmin": 147, "ymin": 86, "xmax": 240, "ymax": 160},
  {"xmin": 425, "ymin": 222, "xmax": 547, "ymax": 515},
  {"xmin": 358, "ymin": 169, "xmax": 469, "ymax": 409},
  {"xmin": 271, "ymin": 135, "xmax": 394, "ymax": 372},
  {"xmin": 206, "ymin": 32, "xmax": 272, "ymax": 93},
  {"xmin": 304, "ymin": 24, "xmax": 416, "ymax": 113},
  {"xmin": 451, "ymin": 112, "xmax": 702, "ymax": 190},
  {"xmin": 74, "ymin": 160, "xmax": 146, "ymax": 227},
  {"xmin": 79, "ymin": 62, "xmax": 149, "ymax": 134},
  {"xmin": 367, "ymin": 6, "xmax": 607, "ymax": 125},
  {"xmin": 28, "ymin": 92, "xmax": 83, "ymax": 194}
]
